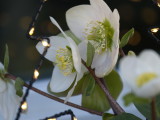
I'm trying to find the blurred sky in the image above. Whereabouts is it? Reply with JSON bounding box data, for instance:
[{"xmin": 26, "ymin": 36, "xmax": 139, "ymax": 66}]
[{"xmin": 0, "ymin": 0, "xmax": 160, "ymax": 80}]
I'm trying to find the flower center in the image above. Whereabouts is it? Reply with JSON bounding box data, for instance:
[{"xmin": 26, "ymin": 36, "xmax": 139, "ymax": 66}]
[
  {"xmin": 136, "ymin": 72, "xmax": 158, "ymax": 87},
  {"xmin": 85, "ymin": 19, "xmax": 114, "ymax": 54},
  {"xmin": 56, "ymin": 47, "xmax": 75, "ymax": 76}
]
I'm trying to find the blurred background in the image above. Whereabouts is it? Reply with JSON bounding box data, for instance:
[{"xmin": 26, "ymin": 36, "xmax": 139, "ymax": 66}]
[{"xmin": 0, "ymin": 0, "xmax": 160, "ymax": 80}]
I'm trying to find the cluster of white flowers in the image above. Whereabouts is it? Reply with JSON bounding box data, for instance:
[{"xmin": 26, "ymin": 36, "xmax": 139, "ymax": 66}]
[{"xmin": 36, "ymin": 0, "xmax": 120, "ymax": 102}]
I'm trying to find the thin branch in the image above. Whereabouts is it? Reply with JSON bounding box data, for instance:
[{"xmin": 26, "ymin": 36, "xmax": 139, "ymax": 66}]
[
  {"xmin": 151, "ymin": 97, "xmax": 156, "ymax": 120},
  {"xmin": 82, "ymin": 61, "xmax": 125, "ymax": 115},
  {"xmin": 5, "ymin": 74, "xmax": 103, "ymax": 116}
]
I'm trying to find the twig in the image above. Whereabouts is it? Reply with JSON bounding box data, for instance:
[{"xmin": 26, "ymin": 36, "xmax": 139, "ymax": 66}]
[
  {"xmin": 119, "ymin": 48, "xmax": 126, "ymax": 57},
  {"xmin": 82, "ymin": 61, "xmax": 125, "ymax": 115},
  {"xmin": 5, "ymin": 74, "xmax": 103, "ymax": 116},
  {"xmin": 151, "ymin": 97, "xmax": 156, "ymax": 120}
]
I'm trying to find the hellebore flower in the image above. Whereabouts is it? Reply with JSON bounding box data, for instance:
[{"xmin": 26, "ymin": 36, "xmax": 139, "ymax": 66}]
[
  {"xmin": 0, "ymin": 62, "xmax": 21, "ymax": 120},
  {"xmin": 36, "ymin": 17, "xmax": 84, "ymax": 102},
  {"xmin": 119, "ymin": 50, "xmax": 160, "ymax": 98},
  {"xmin": 66, "ymin": 0, "xmax": 120, "ymax": 77}
]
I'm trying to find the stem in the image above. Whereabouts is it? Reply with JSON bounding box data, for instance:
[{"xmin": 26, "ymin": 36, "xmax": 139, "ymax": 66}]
[
  {"xmin": 151, "ymin": 97, "xmax": 156, "ymax": 120},
  {"xmin": 119, "ymin": 48, "xmax": 126, "ymax": 57},
  {"xmin": 82, "ymin": 61, "xmax": 125, "ymax": 115},
  {"xmin": 5, "ymin": 74, "xmax": 103, "ymax": 116}
]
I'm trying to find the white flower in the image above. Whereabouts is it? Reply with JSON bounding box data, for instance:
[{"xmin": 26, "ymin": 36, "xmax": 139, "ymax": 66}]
[
  {"xmin": 66, "ymin": 0, "xmax": 120, "ymax": 77},
  {"xmin": 0, "ymin": 62, "xmax": 21, "ymax": 120},
  {"xmin": 119, "ymin": 49, "xmax": 160, "ymax": 98},
  {"xmin": 36, "ymin": 17, "xmax": 84, "ymax": 102}
]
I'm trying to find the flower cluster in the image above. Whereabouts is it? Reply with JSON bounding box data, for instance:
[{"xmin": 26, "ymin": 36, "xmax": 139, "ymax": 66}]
[{"xmin": 36, "ymin": 0, "xmax": 120, "ymax": 101}]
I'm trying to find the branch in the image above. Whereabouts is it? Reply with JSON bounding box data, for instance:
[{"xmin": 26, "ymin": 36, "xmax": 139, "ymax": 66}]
[
  {"xmin": 5, "ymin": 74, "xmax": 103, "ymax": 116},
  {"xmin": 82, "ymin": 61, "xmax": 125, "ymax": 115}
]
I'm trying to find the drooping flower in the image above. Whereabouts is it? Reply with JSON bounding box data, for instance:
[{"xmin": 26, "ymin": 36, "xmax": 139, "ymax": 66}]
[
  {"xmin": 119, "ymin": 50, "xmax": 160, "ymax": 98},
  {"xmin": 36, "ymin": 17, "xmax": 84, "ymax": 102},
  {"xmin": 0, "ymin": 62, "xmax": 21, "ymax": 120},
  {"xmin": 66, "ymin": 0, "xmax": 120, "ymax": 77}
]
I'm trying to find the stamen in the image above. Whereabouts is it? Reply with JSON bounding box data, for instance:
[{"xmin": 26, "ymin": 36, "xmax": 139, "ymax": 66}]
[{"xmin": 85, "ymin": 19, "xmax": 114, "ymax": 54}]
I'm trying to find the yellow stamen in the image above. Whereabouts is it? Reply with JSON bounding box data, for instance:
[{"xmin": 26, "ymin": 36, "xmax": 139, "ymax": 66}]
[
  {"xmin": 29, "ymin": 27, "xmax": 35, "ymax": 36},
  {"xmin": 136, "ymin": 72, "xmax": 158, "ymax": 87}
]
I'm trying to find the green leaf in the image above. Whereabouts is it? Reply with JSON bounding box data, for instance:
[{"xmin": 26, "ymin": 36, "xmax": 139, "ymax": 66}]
[
  {"xmin": 108, "ymin": 113, "xmax": 142, "ymax": 120},
  {"xmin": 4, "ymin": 44, "xmax": 9, "ymax": 72},
  {"xmin": 58, "ymin": 30, "xmax": 81, "ymax": 45},
  {"xmin": 48, "ymin": 76, "xmax": 84, "ymax": 97},
  {"xmin": 82, "ymin": 70, "xmax": 123, "ymax": 112},
  {"xmin": 86, "ymin": 42, "xmax": 95, "ymax": 67},
  {"xmin": 134, "ymin": 103, "xmax": 151, "ymax": 120},
  {"xmin": 82, "ymin": 73, "xmax": 95, "ymax": 96},
  {"xmin": 123, "ymin": 93, "xmax": 150, "ymax": 106},
  {"xmin": 119, "ymin": 28, "xmax": 134, "ymax": 48},
  {"xmin": 15, "ymin": 77, "xmax": 25, "ymax": 97},
  {"xmin": 103, "ymin": 113, "xmax": 114, "ymax": 120}
]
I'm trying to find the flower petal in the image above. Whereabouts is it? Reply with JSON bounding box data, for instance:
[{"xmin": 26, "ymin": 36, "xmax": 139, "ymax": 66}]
[
  {"xmin": 64, "ymin": 71, "xmax": 83, "ymax": 103},
  {"xmin": 0, "ymin": 62, "xmax": 4, "ymax": 70},
  {"xmin": 36, "ymin": 36, "xmax": 69, "ymax": 62},
  {"xmin": 91, "ymin": 52, "xmax": 107, "ymax": 69},
  {"xmin": 89, "ymin": 0, "xmax": 112, "ymax": 20},
  {"xmin": 66, "ymin": 5, "xmax": 96, "ymax": 40},
  {"xmin": 139, "ymin": 49, "xmax": 160, "ymax": 73},
  {"xmin": 95, "ymin": 47, "xmax": 119, "ymax": 77},
  {"xmin": 50, "ymin": 17, "xmax": 82, "ymax": 73},
  {"xmin": 50, "ymin": 66, "xmax": 76, "ymax": 92},
  {"xmin": 134, "ymin": 78, "xmax": 160, "ymax": 98},
  {"xmin": 0, "ymin": 80, "xmax": 21, "ymax": 120},
  {"xmin": 78, "ymin": 41, "xmax": 87, "ymax": 62},
  {"xmin": 0, "ymin": 79, "xmax": 6, "ymax": 93}
]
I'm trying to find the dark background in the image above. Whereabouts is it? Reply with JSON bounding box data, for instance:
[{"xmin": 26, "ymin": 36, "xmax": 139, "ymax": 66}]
[{"xmin": 0, "ymin": 0, "xmax": 159, "ymax": 80}]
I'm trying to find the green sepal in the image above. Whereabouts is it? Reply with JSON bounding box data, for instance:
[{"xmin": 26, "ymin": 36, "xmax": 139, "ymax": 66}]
[
  {"xmin": 15, "ymin": 77, "xmax": 25, "ymax": 97},
  {"xmin": 82, "ymin": 73, "xmax": 95, "ymax": 96},
  {"xmin": 58, "ymin": 30, "xmax": 81, "ymax": 45},
  {"xmin": 123, "ymin": 93, "xmax": 150, "ymax": 106},
  {"xmin": 119, "ymin": 28, "xmax": 134, "ymax": 48},
  {"xmin": 86, "ymin": 42, "xmax": 95, "ymax": 67},
  {"xmin": 47, "ymin": 76, "xmax": 84, "ymax": 97},
  {"xmin": 4, "ymin": 44, "xmax": 9, "ymax": 72},
  {"xmin": 82, "ymin": 70, "xmax": 123, "ymax": 112},
  {"xmin": 108, "ymin": 113, "xmax": 142, "ymax": 120}
]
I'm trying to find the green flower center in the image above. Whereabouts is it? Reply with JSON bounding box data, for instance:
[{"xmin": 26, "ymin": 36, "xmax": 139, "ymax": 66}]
[
  {"xmin": 55, "ymin": 47, "xmax": 75, "ymax": 76},
  {"xmin": 136, "ymin": 72, "xmax": 158, "ymax": 87},
  {"xmin": 85, "ymin": 19, "xmax": 114, "ymax": 54}
]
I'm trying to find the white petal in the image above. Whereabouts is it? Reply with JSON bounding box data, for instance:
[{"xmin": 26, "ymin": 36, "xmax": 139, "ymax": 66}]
[
  {"xmin": 50, "ymin": 17, "xmax": 82, "ymax": 73},
  {"xmin": 89, "ymin": 0, "xmax": 112, "ymax": 20},
  {"xmin": 64, "ymin": 72, "xmax": 83, "ymax": 103},
  {"xmin": 50, "ymin": 66, "xmax": 76, "ymax": 92},
  {"xmin": 36, "ymin": 36, "xmax": 69, "ymax": 62},
  {"xmin": 78, "ymin": 41, "xmax": 87, "ymax": 62},
  {"xmin": 0, "ymin": 80, "xmax": 21, "ymax": 120},
  {"xmin": 110, "ymin": 9, "xmax": 120, "ymax": 31},
  {"xmin": 134, "ymin": 78, "xmax": 160, "ymax": 98},
  {"xmin": 66, "ymin": 5, "xmax": 96, "ymax": 40},
  {"xmin": 0, "ymin": 79, "xmax": 6, "ymax": 93},
  {"xmin": 0, "ymin": 62, "xmax": 4, "ymax": 70},
  {"xmin": 91, "ymin": 52, "xmax": 107, "ymax": 69},
  {"xmin": 139, "ymin": 49, "xmax": 160, "ymax": 73},
  {"xmin": 95, "ymin": 47, "xmax": 119, "ymax": 77}
]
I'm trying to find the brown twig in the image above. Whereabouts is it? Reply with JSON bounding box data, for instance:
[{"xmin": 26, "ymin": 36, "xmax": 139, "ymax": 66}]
[
  {"xmin": 82, "ymin": 61, "xmax": 125, "ymax": 115},
  {"xmin": 151, "ymin": 97, "xmax": 156, "ymax": 120},
  {"xmin": 5, "ymin": 74, "xmax": 103, "ymax": 116}
]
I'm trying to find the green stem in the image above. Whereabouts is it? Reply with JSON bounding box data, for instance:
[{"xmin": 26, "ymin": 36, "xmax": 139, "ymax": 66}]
[{"xmin": 151, "ymin": 97, "xmax": 156, "ymax": 120}]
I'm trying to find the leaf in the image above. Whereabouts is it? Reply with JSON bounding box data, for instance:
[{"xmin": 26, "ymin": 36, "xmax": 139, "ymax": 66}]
[
  {"xmin": 48, "ymin": 76, "xmax": 84, "ymax": 97},
  {"xmin": 108, "ymin": 113, "xmax": 142, "ymax": 120},
  {"xmin": 82, "ymin": 70, "xmax": 123, "ymax": 112},
  {"xmin": 4, "ymin": 44, "xmax": 9, "ymax": 72},
  {"xmin": 58, "ymin": 30, "xmax": 81, "ymax": 45},
  {"xmin": 119, "ymin": 28, "xmax": 134, "ymax": 48},
  {"xmin": 103, "ymin": 113, "xmax": 114, "ymax": 120},
  {"xmin": 123, "ymin": 93, "xmax": 150, "ymax": 106},
  {"xmin": 82, "ymin": 73, "xmax": 95, "ymax": 96},
  {"xmin": 15, "ymin": 77, "xmax": 25, "ymax": 97},
  {"xmin": 134, "ymin": 103, "xmax": 151, "ymax": 120},
  {"xmin": 86, "ymin": 42, "xmax": 95, "ymax": 67}
]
